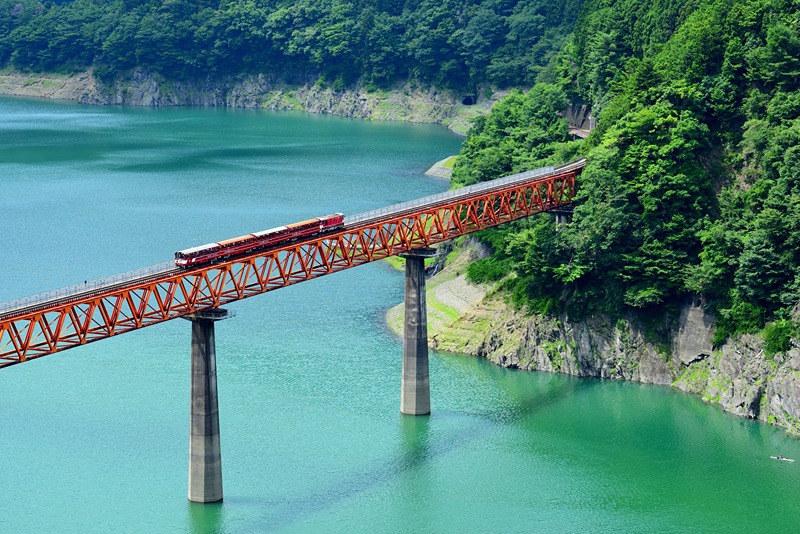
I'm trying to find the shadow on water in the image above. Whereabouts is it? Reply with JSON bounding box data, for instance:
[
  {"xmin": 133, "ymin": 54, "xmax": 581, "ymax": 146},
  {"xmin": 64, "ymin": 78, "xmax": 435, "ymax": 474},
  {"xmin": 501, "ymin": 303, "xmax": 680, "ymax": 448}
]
[
  {"xmin": 188, "ymin": 501, "xmax": 224, "ymax": 534},
  {"xmin": 232, "ymin": 368, "xmax": 585, "ymax": 531},
  {"xmin": 115, "ymin": 146, "xmax": 317, "ymax": 173},
  {"xmin": 399, "ymin": 413, "xmax": 432, "ymax": 465}
]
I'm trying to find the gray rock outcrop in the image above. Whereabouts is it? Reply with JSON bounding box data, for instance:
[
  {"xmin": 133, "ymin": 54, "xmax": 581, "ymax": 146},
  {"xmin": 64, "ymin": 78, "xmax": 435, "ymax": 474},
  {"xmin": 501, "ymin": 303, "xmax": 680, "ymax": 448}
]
[
  {"xmin": 461, "ymin": 294, "xmax": 800, "ymax": 436},
  {"xmin": 0, "ymin": 69, "xmax": 465, "ymax": 124}
]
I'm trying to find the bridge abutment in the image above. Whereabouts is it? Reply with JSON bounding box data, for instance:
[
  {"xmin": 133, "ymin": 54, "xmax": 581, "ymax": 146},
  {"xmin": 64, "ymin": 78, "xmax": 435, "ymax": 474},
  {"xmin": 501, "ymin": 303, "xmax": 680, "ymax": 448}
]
[
  {"xmin": 400, "ymin": 248, "xmax": 436, "ymax": 415},
  {"xmin": 185, "ymin": 308, "xmax": 230, "ymax": 503}
]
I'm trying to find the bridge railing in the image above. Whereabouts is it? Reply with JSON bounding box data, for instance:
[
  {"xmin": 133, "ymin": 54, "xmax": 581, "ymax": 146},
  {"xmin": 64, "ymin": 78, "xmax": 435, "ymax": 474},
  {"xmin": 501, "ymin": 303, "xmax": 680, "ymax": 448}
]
[
  {"xmin": 0, "ymin": 261, "xmax": 176, "ymax": 317},
  {"xmin": 345, "ymin": 165, "xmax": 556, "ymax": 227},
  {"xmin": 0, "ymin": 160, "xmax": 584, "ymax": 367},
  {"xmin": 1, "ymin": 162, "xmax": 579, "ymax": 319}
]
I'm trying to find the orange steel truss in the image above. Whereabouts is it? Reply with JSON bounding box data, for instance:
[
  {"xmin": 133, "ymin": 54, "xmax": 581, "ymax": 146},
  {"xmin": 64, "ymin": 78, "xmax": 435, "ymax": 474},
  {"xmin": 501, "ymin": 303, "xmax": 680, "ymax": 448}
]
[{"xmin": 0, "ymin": 167, "xmax": 580, "ymax": 368}]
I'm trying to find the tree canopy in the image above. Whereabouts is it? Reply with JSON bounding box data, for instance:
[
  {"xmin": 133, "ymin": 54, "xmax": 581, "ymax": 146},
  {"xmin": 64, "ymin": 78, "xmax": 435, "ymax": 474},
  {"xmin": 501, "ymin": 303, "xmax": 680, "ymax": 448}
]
[
  {"xmin": 456, "ymin": 0, "xmax": 800, "ymax": 347},
  {"xmin": 0, "ymin": 0, "xmax": 585, "ymax": 87}
]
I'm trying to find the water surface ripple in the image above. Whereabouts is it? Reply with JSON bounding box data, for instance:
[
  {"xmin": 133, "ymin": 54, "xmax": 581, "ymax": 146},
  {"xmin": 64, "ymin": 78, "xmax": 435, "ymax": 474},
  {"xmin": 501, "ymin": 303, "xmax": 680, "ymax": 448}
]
[{"xmin": 1, "ymin": 97, "xmax": 799, "ymax": 533}]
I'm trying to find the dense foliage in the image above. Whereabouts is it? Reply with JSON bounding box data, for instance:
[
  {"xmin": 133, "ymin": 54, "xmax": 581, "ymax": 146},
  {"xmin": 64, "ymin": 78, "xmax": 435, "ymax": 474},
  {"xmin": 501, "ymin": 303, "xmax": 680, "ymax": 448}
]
[
  {"xmin": 457, "ymin": 0, "xmax": 800, "ymax": 345},
  {"xmin": 0, "ymin": 0, "xmax": 583, "ymax": 88},
  {"xmin": 451, "ymin": 83, "xmax": 576, "ymax": 185}
]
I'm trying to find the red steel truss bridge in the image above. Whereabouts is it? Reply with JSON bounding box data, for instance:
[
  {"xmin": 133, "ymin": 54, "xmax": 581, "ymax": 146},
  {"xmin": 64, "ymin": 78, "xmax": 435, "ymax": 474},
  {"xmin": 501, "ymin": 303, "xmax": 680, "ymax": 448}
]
[{"xmin": 0, "ymin": 159, "xmax": 585, "ymax": 369}]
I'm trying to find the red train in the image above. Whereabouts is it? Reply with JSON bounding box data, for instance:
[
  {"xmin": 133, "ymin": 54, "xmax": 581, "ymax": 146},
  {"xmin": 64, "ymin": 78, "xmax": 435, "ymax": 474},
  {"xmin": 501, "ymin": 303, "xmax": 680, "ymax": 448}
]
[{"xmin": 175, "ymin": 213, "xmax": 345, "ymax": 268}]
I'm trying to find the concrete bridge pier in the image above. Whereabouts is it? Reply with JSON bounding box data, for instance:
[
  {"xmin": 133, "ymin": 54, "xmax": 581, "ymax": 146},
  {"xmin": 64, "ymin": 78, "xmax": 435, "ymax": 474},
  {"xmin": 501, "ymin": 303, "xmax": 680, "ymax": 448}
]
[
  {"xmin": 184, "ymin": 308, "xmax": 231, "ymax": 503},
  {"xmin": 552, "ymin": 206, "xmax": 573, "ymax": 230},
  {"xmin": 400, "ymin": 247, "xmax": 437, "ymax": 415}
]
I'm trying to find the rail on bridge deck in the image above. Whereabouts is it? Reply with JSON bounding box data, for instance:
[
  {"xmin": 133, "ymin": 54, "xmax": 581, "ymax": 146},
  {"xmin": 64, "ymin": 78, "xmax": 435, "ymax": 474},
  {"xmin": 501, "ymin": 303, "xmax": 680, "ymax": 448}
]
[{"xmin": 0, "ymin": 159, "xmax": 585, "ymax": 368}]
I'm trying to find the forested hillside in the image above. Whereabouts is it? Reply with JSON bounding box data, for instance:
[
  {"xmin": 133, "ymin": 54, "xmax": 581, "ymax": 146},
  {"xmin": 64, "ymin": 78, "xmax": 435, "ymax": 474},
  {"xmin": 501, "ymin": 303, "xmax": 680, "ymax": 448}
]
[
  {"xmin": 456, "ymin": 0, "xmax": 800, "ymax": 349},
  {"xmin": 0, "ymin": 0, "xmax": 582, "ymax": 87}
]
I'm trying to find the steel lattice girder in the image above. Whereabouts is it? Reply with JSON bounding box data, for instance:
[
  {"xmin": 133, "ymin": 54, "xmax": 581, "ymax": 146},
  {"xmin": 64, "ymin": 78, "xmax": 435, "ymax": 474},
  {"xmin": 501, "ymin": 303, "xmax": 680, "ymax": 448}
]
[{"xmin": 0, "ymin": 169, "xmax": 578, "ymax": 368}]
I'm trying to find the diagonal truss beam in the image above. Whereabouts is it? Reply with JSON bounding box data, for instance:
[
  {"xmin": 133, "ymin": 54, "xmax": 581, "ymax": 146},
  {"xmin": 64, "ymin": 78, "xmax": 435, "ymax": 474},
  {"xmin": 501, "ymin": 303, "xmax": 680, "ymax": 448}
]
[{"xmin": 0, "ymin": 166, "xmax": 580, "ymax": 368}]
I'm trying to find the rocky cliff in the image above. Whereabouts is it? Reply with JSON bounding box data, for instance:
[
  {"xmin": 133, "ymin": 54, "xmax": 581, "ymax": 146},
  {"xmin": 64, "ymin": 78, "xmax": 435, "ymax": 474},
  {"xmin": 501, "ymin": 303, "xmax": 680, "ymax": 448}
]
[
  {"xmin": 0, "ymin": 70, "xmax": 487, "ymax": 130},
  {"xmin": 461, "ymin": 293, "xmax": 800, "ymax": 435}
]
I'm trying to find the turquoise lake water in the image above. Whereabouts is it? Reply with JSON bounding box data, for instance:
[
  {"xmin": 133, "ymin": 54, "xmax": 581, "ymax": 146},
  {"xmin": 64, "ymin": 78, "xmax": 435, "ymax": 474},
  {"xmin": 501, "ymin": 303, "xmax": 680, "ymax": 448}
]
[{"xmin": 1, "ymin": 96, "xmax": 800, "ymax": 533}]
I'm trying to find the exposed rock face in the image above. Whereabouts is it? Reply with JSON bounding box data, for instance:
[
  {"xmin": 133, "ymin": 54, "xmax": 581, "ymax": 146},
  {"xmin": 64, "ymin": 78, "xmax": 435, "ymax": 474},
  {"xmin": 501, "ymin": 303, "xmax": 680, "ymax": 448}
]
[
  {"xmin": 474, "ymin": 307, "xmax": 674, "ymax": 385},
  {"xmin": 674, "ymin": 296, "xmax": 715, "ymax": 365},
  {"xmin": 0, "ymin": 71, "xmax": 105, "ymax": 104},
  {"xmin": 671, "ymin": 337, "xmax": 800, "ymax": 434},
  {"xmin": 764, "ymin": 351, "xmax": 800, "ymax": 433},
  {"xmin": 564, "ymin": 101, "xmax": 595, "ymax": 138},
  {"xmin": 439, "ymin": 289, "xmax": 800, "ymax": 436},
  {"xmin": 0, "ymin": 70, "xmax": 464, "ymax": 124}
]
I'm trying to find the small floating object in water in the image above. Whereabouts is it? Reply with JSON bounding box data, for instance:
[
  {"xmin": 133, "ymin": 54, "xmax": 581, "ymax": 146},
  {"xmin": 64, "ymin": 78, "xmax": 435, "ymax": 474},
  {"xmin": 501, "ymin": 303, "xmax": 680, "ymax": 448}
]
[{"xmin": 771, "ymin": 455, "xmax": 795, "ymax": 462}]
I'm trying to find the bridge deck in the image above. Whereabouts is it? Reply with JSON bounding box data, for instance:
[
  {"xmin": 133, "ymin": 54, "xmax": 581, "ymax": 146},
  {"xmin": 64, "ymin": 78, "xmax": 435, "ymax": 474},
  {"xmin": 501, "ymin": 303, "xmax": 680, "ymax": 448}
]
[{"xmin": 0, "ymin": 159, "xmax": 584, "ymax": 368}]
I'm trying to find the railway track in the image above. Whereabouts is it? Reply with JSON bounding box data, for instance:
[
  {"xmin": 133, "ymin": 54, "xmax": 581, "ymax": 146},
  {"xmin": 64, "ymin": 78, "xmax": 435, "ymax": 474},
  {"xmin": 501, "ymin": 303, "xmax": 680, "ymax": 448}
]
[{"xmin": 0, "ymin": 159, "xmax": 585, "ymax": 323}]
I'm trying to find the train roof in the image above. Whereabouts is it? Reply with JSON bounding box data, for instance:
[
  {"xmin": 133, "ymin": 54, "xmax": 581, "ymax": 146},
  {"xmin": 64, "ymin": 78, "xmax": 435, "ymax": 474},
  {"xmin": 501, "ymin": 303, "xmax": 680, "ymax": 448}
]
[
  {"xmin": 285, "ymin": 217, "xmax": 320, "ymax": 230},
  {"xmin": 177, "ymin": 243, "xmax": 218, "ymax": 255},
  {"xmin": 253, "ymin": 226, "xmax": 289, "ymax": 237},
  {"xmin": 217, "ymin": 234, "xmax": 257, "ymax": 247}
]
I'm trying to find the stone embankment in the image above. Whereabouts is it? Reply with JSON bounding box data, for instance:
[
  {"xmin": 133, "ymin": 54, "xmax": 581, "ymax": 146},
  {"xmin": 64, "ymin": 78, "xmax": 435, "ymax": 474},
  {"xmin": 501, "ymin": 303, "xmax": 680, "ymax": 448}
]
[
  {"xmin": 424, "ymin": 156, "xmax": 457, "ymax": 179},
  {"xmin": 0, "ymin": 69, "xmax": 499, "ymax": 133},
  {"xmin": 388, "ymin": 240, "xmax": 800, "ymax": 436}
]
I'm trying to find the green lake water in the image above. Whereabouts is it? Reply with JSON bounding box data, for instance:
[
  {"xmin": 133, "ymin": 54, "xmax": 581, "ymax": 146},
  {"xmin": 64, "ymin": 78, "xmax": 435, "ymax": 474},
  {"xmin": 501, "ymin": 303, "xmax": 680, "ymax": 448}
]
[{"xmin": 1, "ymin": 96, "xmax": 799, "ymax": 533}]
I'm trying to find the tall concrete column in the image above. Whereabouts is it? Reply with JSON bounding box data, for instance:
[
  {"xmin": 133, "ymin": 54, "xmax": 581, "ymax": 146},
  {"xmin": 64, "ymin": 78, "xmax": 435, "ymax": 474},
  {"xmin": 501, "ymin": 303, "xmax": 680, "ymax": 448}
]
[
  {"xmin": 552, "ymin": 207, "xmax": 573, "ymax": 230},
  {"xmin": 400, "ymin": 247, "xmax": 436, "ymax": 415},
  {"xmin": 185, "ymin": 308, "xmax": 230, "ymax": 503}
]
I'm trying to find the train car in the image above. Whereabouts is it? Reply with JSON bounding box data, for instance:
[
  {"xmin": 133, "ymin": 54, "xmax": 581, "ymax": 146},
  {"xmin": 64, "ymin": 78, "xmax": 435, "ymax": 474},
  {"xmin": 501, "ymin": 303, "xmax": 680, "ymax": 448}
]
[
  {"xmin": 320, "ymin": 212, "xmax": 345, "ymax": 230},
  {"xmin": 174, "ymin": 213, "xmax": 345, "ymax": 268},
  {"xmin": 285, "ymin": 213, "xmax": 345, "ymax": 240}
]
